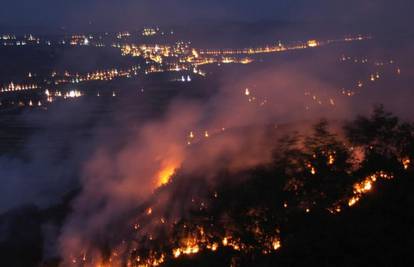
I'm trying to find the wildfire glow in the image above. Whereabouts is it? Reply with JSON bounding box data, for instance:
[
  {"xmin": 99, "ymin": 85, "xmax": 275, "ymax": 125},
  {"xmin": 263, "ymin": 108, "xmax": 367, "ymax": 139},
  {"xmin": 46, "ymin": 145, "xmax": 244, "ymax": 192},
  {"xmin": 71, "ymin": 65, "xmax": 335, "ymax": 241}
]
[
  {"xmin": 402, "ymin": 158, "xmax": 410, "ymax": 170},
  {"xmin": 348, "ymin": 196, "xmax": 360, "ymax": 207},
  {"xmin": 173, "ymin": 238, "xmax": 200, "ymax": 258},
  {"xmin": 156, "ymin": 163, "xmax": 178, "ymax": 187},
  {"xmin": 328, "ymin": 154, "xmax": 335, "ymax": 165},
  {"xmin": 272, "ymin": 239, "xmax": 282, "ymax": 250},
  {"xmin": 348, "ymin": 171, "xmax": 394, "ymax": 207}
]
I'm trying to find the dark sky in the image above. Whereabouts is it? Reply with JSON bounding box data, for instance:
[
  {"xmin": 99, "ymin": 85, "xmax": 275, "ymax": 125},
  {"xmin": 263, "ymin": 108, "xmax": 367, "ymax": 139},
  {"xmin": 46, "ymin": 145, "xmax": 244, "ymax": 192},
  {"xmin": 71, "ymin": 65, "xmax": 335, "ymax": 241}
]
[{"xmin": 0, "ymin": 0, "xmax": 412, "ymax": 32}]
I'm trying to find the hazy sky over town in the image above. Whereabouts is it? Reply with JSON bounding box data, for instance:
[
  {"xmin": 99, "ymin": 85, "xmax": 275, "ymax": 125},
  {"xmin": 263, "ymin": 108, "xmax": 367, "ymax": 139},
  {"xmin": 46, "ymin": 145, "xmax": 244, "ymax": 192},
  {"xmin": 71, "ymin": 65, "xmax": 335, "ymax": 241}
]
[{"xmin": 0, "ymin": 0, "xmax": 412, "ymax": 32}]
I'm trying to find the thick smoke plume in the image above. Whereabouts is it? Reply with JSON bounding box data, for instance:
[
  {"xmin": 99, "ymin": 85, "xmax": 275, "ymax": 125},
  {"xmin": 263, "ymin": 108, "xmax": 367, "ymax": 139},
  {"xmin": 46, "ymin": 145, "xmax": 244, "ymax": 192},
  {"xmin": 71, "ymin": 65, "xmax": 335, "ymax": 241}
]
[{"xmin": 57, "ymin": 62, "xmax": 361, "ymax": 265}]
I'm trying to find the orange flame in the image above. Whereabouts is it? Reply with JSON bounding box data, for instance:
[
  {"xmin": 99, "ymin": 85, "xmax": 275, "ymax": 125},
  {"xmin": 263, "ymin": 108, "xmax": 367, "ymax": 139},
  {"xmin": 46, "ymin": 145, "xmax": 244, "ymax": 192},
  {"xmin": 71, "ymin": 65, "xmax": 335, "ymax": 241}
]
[{"xmin": 156, "ymin": 161, "xmax": 180, "ymax": 187}]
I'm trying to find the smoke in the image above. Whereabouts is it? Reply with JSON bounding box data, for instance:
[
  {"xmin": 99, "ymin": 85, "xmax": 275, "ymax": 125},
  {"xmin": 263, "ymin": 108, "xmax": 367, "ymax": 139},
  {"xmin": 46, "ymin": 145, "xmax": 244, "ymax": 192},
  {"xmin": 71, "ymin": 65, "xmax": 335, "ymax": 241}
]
[
  {"xmin": 0, "ymin": 100, "xmax": 99, "ymax": 214},
  {"xmin": 56, "ymin": 58, "xmax": 362, "ymax": 264},
  {"xmin": 57, "ymin": 33, "xmax": 414, "ymax": 261}
]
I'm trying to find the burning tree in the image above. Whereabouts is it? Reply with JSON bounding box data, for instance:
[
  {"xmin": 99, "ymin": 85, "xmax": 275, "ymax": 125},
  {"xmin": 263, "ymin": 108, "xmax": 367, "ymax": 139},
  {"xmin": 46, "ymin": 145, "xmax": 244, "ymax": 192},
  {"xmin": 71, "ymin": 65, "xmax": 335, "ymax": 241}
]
[{"xmin": 274, "ymin": 119, "xmax": 357, "ymax": 213}]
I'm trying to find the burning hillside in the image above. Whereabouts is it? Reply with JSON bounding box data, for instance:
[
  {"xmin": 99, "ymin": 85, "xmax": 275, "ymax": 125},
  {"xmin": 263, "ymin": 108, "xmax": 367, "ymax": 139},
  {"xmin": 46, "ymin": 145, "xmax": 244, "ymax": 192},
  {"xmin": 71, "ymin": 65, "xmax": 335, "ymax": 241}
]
[{"xmin": 59, "ymin": 106, "xmax": 414, "ymax": 267}]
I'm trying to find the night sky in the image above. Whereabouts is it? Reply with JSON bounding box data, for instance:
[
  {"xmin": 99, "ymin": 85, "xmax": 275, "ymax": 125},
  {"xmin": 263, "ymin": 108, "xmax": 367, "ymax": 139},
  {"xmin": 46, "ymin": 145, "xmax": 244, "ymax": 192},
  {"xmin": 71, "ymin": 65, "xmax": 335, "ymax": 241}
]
[{"xmin": 0, "ymin": 0, "xmax": 412, "ymax": 32}]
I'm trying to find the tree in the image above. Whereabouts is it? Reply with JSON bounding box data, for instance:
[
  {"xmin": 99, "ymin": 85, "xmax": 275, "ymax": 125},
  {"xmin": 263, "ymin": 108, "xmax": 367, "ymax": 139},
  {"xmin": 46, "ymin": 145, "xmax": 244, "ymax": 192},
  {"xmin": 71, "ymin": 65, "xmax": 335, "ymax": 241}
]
[
  {"xmin": 345, "ymin": 105, "xmax": 414, "ymax": 175},
  {"xmin": 275, "ymin": 120, "xmax": 355, "ymax": 211}
]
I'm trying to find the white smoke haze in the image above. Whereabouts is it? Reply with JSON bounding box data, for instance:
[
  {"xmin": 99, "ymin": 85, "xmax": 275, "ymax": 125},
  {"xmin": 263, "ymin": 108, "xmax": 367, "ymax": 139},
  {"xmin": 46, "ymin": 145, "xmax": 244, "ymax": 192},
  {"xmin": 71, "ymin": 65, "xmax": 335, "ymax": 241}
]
[
  {"xmin": 57, "ymin": 62, "xmax": 362, "ymax": 265},
  {"xmin": 0, "ymin": 100, "xmax": 99, "ymax": 214}
]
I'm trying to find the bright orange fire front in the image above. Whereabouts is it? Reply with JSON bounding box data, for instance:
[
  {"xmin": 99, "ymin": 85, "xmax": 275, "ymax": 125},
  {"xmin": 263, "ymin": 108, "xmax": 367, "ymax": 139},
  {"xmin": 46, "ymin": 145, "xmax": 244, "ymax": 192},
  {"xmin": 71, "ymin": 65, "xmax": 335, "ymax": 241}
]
[{"xmin": 156, "ymin": 162, "xmax": 179, "ymax": 187}]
